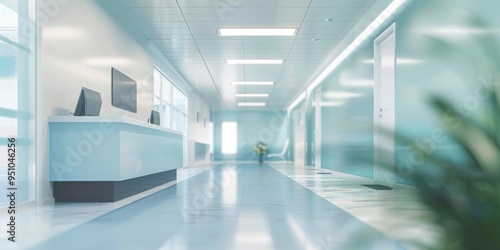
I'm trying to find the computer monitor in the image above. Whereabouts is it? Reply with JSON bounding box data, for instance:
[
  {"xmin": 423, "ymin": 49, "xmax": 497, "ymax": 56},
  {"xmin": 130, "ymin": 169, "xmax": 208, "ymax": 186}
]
[
  {"xmin": 149, "ymin": 110, "xmax": 160, "ymax": 125},
  {"xmin": 74, "ymin": 87, "xmax": 102, "ymax": 116}
]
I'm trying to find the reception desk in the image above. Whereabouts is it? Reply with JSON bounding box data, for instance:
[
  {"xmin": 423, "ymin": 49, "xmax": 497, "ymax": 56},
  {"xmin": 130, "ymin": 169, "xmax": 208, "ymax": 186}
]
[{"xmin": 48, "ymin": 116, "xmax": 183, "ymax": 202}]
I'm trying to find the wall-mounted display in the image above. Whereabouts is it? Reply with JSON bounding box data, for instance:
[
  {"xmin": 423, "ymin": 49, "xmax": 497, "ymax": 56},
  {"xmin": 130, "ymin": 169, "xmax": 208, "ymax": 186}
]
[{"xmin": 112, "ymin": 67, "xmax": 137, "ymax": 113}]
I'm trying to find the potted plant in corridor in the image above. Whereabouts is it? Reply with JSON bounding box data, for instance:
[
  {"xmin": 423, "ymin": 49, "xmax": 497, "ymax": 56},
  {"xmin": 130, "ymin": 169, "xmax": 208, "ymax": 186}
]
[{"xmin": 254, "ymin": 142, "xmax": 268, "ymax": 165}]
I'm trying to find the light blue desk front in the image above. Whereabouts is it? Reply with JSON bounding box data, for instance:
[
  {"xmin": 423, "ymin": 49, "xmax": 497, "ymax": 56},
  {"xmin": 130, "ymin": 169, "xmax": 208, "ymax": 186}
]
[
  {"xmin": 48, "ymin": 116, "xmax": 183, "ymax": 181},
  {"xmin": 48, "ymin": 116, "xmax": 183, "ymax": 182}
]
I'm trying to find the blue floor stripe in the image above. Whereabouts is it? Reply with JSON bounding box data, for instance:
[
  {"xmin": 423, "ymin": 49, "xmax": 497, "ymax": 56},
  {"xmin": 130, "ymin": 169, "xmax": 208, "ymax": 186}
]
[{"xmin": 32, "ymin": 164, "xmax": 405, "ymax": 250}]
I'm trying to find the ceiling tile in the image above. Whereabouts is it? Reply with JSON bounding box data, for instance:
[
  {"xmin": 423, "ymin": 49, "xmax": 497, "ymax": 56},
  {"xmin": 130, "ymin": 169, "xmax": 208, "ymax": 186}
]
[{"xmin": 112, "ymin": 0, "xmax": 392, "ymax": 110}]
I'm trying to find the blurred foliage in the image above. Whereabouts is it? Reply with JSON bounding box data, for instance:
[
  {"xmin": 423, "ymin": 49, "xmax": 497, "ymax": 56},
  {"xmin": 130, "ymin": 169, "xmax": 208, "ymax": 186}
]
[
  {"xmin": 391, "ymin": 9, "xmax": 500, "ymax": 250},
  {"xmin": 411, "ymin": 93, "xmax": 500, "ymax": 250}
]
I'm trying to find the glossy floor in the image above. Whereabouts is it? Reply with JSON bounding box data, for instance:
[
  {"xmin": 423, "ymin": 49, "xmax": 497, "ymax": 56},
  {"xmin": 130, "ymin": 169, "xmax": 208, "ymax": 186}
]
[
  {"xmin": 0, "ymin": 163, "xmax": 435, "ymax": 249},
  {"xmin": 271, "ymin": 163, "xmax": 438, "ymax": 249}
]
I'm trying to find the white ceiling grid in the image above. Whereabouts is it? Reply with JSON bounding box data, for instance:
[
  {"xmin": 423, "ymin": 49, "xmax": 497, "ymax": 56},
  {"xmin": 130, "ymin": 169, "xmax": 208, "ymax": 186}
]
[{"xmin": 114, "ymin": 0, "xmax": 383, "ymax": 110}]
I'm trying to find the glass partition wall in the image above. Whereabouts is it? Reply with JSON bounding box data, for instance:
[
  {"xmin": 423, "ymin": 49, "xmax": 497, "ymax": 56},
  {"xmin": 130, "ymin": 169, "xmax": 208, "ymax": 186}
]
[{"xmin": 0, "ymin": 0, "xmax": 37, "ymax": 207}]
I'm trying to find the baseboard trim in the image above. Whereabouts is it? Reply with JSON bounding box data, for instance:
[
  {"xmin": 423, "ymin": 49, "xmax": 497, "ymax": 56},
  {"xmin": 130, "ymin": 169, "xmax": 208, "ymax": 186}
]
[{"xmin": 53, "ymin": 169, "xmax": 177, "ymax": 202}]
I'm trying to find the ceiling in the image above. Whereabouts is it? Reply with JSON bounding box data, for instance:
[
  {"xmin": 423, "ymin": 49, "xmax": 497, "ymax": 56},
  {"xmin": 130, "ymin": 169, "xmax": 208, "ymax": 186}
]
[{"xmin": 113, "ymin": 0, "xmax": 390, "ymax": 110}]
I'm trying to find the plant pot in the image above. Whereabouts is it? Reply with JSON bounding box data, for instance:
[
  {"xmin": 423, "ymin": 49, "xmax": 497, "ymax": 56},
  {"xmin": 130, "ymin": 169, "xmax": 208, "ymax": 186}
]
[{"xmin": 258, "ymin": 154, "xmax": 263, "ymax": 164}]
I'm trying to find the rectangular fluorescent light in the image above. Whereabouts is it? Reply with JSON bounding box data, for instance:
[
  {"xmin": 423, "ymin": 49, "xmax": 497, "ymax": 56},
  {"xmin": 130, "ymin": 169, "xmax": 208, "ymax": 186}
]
[
  {"xmin": 227, "ymin": 59, "xmax": 284, "ymax": 65},
  {"xmin": 237, "ymin": 102, "xmax": 266, "ymax": 107},
  {"xmin": 235, "ymin": 93, "xmax": 270, "ymax": 98},
  {"xmin": 231, "ymin": 81, "xmax": 274, "ymax": 86},
  {"xmin": 217, "ymin": 28, "xmax": 297, "ymax": 36}
]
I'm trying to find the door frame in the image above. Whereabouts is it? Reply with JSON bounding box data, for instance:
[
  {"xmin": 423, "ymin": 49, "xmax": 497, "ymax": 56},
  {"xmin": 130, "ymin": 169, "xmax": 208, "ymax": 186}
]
[
  {"xmin": 373, "ymin": 23, "xmax": 396, "ymax": 186},
  {"xmin": 294, "ymin": 103, "xmax": 306, "ymax": 166},
  {"xmin": 314, "ymin": 87, "xmax": 322, "ymax": 169}
]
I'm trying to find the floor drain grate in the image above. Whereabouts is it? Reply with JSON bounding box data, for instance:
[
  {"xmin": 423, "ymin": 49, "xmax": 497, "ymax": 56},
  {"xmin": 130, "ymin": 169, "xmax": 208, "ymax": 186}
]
[
  {"xmin": 362, "ymin": 184, "xmax": 393, "ymax": 190},
  {"xmin": 316, "ymin": 172, "xmax": 332, "ymax": 175}
]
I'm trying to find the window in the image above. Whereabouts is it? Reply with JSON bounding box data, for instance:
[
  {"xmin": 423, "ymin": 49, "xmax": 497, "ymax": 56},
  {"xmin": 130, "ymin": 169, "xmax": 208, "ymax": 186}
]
[
  {"xmin": 160, "ymin": 75, "xmax": 171, "ymax": 127},
  {"xmin": 0, "ymin": 3, "xmax": 18, "ymax": 42},
  {"xmin": 153, "ymin": 67, "xmax": 187, "ymax": 133},
  {"xmin": 172, "ymin": 87, "xmax": 187, "ymax": 133},
  {"xmin": 153, "ymin": 69, "xmax": 161, "ymax": 113},
  {"xmin": 0, "ymin": 1, "xmax": 36, "ymax": 207},
  {"xmin": 221, "ymin": 122, "xmax": 237, "ymax": 155}
]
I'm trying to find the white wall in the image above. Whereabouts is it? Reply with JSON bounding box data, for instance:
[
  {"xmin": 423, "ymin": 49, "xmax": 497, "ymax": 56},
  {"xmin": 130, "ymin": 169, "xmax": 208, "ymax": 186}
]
[
  {"xmin": 39, "ymin": 0, "xmax": 210, "ymax": 203},
  {"xmin": 188, "ymin": 94, "xmax": 211, "ymax": 144},
  {"xmin": 42, "ymin": 1, "xmax": 154, "ymax": 119},
  {"xmin": 187, "ymin": 93, "xmax": 212, "ymax": 167}
]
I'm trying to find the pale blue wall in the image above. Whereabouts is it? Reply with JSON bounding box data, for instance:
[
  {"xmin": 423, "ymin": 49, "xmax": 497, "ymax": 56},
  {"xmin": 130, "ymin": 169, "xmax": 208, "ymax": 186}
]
[
  {"xmin": 294, "ymin": 0, "xmax": 500, "ymax": 183},
  {"xmin": 304, "ymin": 40, "xmax": 374, "ymax": 178},
  {"xmin": 213, "ymin": 111, "xmax": 288, "ymax": 161}
]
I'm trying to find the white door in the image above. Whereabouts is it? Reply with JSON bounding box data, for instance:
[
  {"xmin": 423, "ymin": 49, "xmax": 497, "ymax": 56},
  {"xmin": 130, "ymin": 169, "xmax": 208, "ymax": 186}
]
[
  {"xmin": 374, "ymin": 23, "xmax": 396, "ymax": 186},
  {"xmin": 315, "ymin": 88, "xmax": 322, "ymax": 169}
]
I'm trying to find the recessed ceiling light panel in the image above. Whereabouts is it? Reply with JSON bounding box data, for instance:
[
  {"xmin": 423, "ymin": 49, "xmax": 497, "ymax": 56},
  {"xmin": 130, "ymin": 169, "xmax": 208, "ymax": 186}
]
[
  {"xmin": 231, "ymin": 81, "xmax": 274, "ymax": 86},
  {"xmin": 237, "ymin": 102, "xmax": 267, "ymax": 107},
  {"xmin": 235, "ymin": 93, "xmax": 270, "ymax": 97},
  {"xmin": 227, "ymin": 59, "xmax": 284, "ymax": 65},
  {"xmin": 217, "ymin": 28, "xmax": 297, "ymax": 36}
]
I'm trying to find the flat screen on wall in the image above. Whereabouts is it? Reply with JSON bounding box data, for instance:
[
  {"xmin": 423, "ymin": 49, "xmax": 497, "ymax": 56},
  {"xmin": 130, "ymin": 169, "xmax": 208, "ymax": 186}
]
[
  {"xmin": 111, "ymin": 67, "xmax": 137, "ymax": 113},
  {"xmin": 74, "ymin": 87, "xmax": 102, "ymax": 116}
]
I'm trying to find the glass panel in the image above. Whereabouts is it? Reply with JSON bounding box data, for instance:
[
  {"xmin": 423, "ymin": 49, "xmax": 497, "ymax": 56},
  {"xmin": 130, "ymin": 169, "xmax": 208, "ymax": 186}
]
[
  {"xmin": 154, "ymin": 67, "xmax": 188, "ymax": 133},
  {"xmin": 0, "ymin": 44, "xmax": 18, "ymax": 207},
  {"xmin": 153, "ymin": 68, "xmax": 161, "ymax": 111},
  {"xmin": 172, "ymin": 86, "xmax": 187, "ymax": 133},
  {"xmin": 173, "ymin": 87, "xmax": 187, "ymax": 114},
  {"xmin": 0, "ymin": 2, "xmax": 19, "ymax": 42},
  {"xmin": 161, "ymin": 76, "xmax": 171, "ymax": 128},
  {"xmin": 0, "ymin": 116, "xmax": 16, "ymax": 132},
  {"xmin": 0, "ymin": 47, "xmax": 31, "ymax": 206},
  {"xmin": 0, "ymin": 52, "xmax": 17, "ymax": 110},
  {"xmin": 172, "ymin": 109, "xmax": 178, "ymax": 131},
  {"xmin": 0, "ymin": 0, "xmax": 35, "ymax": 207}
]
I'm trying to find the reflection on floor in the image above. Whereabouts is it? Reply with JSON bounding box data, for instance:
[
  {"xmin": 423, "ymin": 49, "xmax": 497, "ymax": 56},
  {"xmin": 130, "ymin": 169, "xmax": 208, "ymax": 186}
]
[
  {"xmin": 0, "ymin": 167, "xmax": 209, "ymax": 250},
  {"xmin": 0, "ymin": 163, "xmax": 436, "ymax": 249},
  {"xmin": 270, "ymin": 163, "xmax": 439, "ymax": 249}
]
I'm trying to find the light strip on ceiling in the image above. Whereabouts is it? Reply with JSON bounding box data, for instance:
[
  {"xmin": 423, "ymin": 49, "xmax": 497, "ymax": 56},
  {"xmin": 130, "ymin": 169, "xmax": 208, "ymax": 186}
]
[
  {"xmin": 217, "ymin": 28, "xmax": 297, "ymax": 36},
  {"xmin": 238, "ymin": 102, "xmax": 267, "ymax": 107},
  {"xmin": 287, "ymin": 92, "xmax": 306, "ymax": 113},
  {"xmin": 231, "ymin": 81, "xmax": 274, "ymax": 86},
  {"xmin": 305, "ymin": 0, "xmax": 408, "ymax": 93},
  {"xmin": 284, "ymin": 0, "xmax": 408, "ymax": 112},
  {"xmin": 227, "ymin": 59, "xmax": 284, "ymax": 65},
  {"xmin": 235, "ymin": 93, "xmax": 270, "ymax": 98}
]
